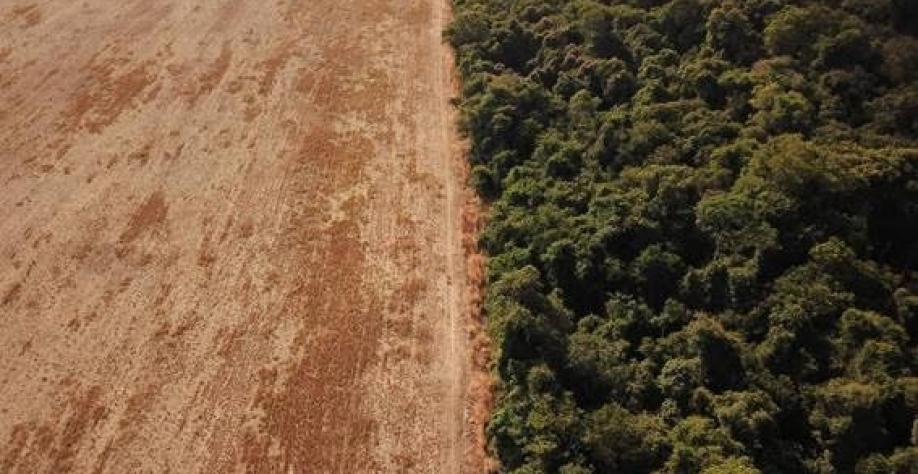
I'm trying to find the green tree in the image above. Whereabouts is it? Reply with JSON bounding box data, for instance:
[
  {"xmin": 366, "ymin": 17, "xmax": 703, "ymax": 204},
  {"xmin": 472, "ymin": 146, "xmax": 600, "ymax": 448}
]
[
  {"xmin": 700, "ymin": 457, "xmax": 762, "ymax": 474},
  {"xmin": 706, "ymin": 6, "xmax": 761, "ymax": 64},
  {"xmin": 448, "ymin": 0, "xmax": 918, "ymax": 471},
  {"xmin": 583, "ymin": 403, "xmax": 670, "ymax": 473}
]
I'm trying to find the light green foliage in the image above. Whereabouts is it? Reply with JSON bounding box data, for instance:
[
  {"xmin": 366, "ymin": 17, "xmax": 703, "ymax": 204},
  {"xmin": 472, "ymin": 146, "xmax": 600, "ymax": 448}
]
[{"xmin": 700, "ymin": 457, "xmax": 762, "ymax": 474}]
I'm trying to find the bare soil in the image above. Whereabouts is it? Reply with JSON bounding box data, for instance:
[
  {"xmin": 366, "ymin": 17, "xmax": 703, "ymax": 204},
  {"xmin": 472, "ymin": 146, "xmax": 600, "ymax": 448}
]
[{"xmin": 0, "ymin": 0, "xmax": 488, "ymax": 472}]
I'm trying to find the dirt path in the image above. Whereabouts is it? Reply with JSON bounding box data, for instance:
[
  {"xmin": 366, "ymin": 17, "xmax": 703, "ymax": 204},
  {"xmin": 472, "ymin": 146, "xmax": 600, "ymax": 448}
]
[{"xmin": 0, "ymin": 0, "xmax": 485, "ymax": 472}]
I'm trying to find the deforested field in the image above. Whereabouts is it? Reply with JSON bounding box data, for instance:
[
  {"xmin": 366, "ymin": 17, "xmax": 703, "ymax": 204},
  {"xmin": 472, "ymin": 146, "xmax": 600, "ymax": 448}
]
[{"xmin": 0, "ymin": 1, "xmax": 485, "ymax": 472}]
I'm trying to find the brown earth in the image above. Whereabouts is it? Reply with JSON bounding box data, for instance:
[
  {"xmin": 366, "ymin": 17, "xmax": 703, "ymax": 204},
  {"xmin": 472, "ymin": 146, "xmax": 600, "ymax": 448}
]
[{"xmin": 0, "ymin": 0, "xmax": 489, "ymax": 472}]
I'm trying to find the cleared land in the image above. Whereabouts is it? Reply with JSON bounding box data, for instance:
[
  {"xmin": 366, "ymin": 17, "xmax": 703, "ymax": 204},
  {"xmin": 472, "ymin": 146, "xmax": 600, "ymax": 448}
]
[{"xmin": 0, "ymin": 0, "xmax": 484, "ymax": 472}]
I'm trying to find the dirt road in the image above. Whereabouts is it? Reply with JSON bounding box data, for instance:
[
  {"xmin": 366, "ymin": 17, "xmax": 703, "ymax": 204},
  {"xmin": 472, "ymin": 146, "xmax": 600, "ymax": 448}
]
[{"xmin": 0, "ymin": 0, "xmax": 485, "ymax": 472}]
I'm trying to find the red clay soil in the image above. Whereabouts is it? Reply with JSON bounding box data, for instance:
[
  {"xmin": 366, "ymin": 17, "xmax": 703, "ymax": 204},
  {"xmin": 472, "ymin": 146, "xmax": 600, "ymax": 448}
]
[{"xmin": 0, "ymin": 0, "xmax": 490, "ymax": 472}]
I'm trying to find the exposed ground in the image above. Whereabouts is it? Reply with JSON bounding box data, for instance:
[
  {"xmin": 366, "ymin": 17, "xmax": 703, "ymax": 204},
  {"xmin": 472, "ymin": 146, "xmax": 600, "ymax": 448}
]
[{"xmin": 0, "ymin": 0, "xmax": 487, "ymax": 472}]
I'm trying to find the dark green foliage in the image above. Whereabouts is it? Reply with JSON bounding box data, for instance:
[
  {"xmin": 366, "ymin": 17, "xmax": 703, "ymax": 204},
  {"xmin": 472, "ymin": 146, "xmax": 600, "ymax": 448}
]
[{"xmin": 447, "ymin": 0, "xmax": 918, "ymax": 472}]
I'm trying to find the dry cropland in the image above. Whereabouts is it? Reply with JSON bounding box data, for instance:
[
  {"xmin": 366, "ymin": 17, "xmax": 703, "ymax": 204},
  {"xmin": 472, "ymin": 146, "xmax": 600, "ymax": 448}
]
[{"xmin": 0, "ymin": 0, "xmax": 488, "ymax": 472}]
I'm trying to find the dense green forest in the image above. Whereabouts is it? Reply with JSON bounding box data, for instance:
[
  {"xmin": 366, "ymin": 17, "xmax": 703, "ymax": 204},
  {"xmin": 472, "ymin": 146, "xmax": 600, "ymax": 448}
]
[{"xmin": 445, "ymin": 0, "xmax": 918, "ymax": 472}]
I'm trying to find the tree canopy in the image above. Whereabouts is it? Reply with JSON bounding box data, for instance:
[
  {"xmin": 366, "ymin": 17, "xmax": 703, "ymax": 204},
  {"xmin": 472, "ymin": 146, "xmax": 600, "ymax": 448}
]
[{"xmin": 447, "ymin": 0, "xmax": 918, "ymax": 472}]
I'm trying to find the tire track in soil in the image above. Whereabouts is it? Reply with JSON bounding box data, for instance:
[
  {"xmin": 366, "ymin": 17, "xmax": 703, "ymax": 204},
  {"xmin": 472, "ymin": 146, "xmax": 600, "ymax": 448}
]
[{"xmin": 0, "ymin": 0, "xmax": 487, "ymax": 472}]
